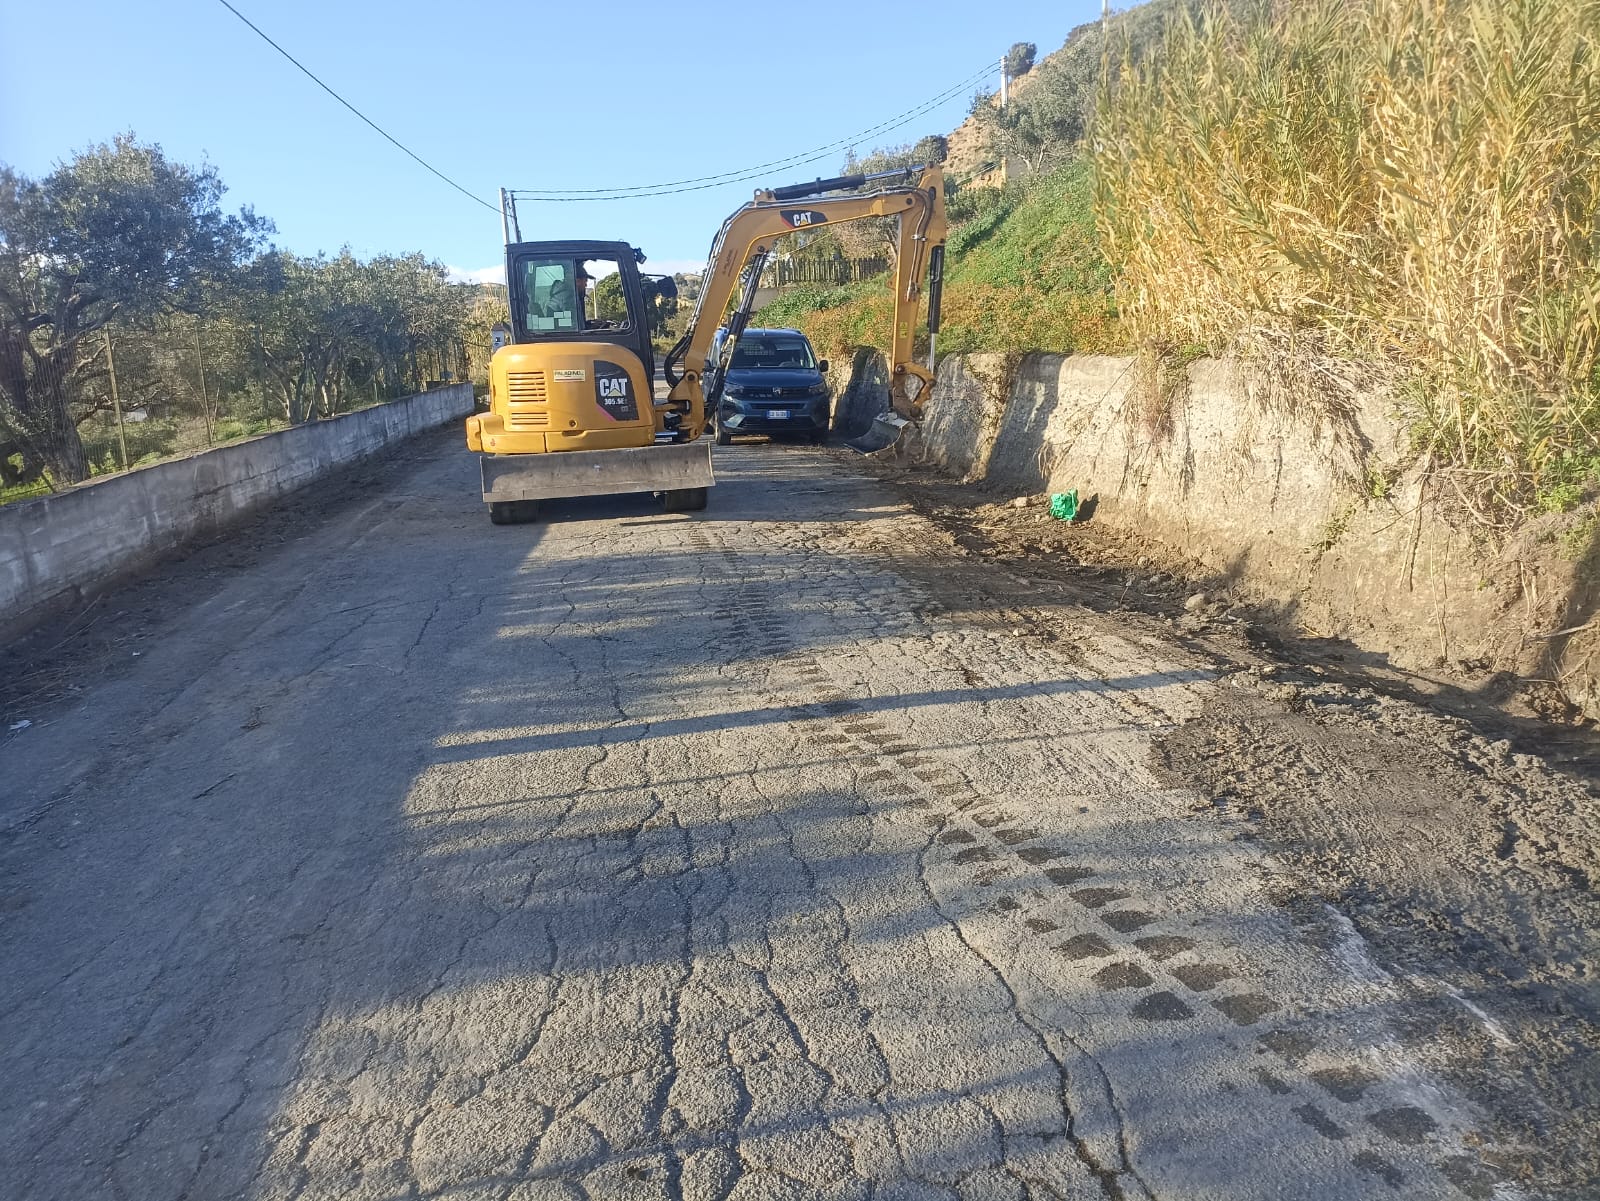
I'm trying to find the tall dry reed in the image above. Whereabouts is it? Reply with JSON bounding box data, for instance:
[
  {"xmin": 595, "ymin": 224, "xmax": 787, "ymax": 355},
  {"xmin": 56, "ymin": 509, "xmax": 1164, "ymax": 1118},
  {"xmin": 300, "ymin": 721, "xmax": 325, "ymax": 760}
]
[{"xmin": 1094, "ymin": 0, "xmax": 1600, "ymax": 517}]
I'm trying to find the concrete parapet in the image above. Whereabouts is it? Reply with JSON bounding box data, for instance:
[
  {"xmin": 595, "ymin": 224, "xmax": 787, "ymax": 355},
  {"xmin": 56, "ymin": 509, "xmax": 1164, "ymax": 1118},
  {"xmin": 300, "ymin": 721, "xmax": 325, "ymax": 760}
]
[{"xmin": 0, "ymin": 385, "xmax": 473, "ymax": 634}]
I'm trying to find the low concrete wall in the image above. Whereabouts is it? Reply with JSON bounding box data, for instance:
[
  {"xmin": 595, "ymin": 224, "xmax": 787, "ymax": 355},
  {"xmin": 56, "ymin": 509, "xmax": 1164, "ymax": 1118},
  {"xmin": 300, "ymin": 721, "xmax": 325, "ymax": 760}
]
[
  {"xmin": 0, "ymin": 385, "xmax": 473, "ymax": 632},
  {"xmin": 909, "ymin": 352, "xmax": 1600, "ymax": 718}
]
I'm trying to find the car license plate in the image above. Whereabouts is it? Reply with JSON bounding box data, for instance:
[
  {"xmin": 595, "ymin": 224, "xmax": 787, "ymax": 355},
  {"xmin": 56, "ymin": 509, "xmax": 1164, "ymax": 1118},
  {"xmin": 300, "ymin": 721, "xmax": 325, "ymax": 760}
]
[{"xmin": 768, "ymin": 409, "xmax": 790, "ymax": 420}]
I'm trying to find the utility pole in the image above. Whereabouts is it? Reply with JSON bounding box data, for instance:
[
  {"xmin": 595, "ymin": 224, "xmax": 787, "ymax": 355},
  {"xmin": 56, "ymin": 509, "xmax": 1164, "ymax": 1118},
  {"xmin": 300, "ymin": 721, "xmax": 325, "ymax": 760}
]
[
  {"xmin": 1103, "ymin": 0, "xmax": 1110, "ymax": 34},
  {"xmin": 499, "ymin": 187, "xmax": 511, "ymax": 248},
  {"xmin": 193, "ymin": 316, "xmax": 214, "ymax": 446},
  {"xmin": 103, "ymin": 328, "xmax": 129, "ymax": 471},
  {"xmin": 999, "ymin": 56, "xmax": 1008, "ymax": 109}
]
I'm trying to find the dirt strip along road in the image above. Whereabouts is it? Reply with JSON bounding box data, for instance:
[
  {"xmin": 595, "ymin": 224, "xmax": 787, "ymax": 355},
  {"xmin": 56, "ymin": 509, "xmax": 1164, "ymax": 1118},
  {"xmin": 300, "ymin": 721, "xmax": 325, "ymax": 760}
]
[{"xmin": 2, "ymin": 429, "xmax": 1596, "ymax": 1200}]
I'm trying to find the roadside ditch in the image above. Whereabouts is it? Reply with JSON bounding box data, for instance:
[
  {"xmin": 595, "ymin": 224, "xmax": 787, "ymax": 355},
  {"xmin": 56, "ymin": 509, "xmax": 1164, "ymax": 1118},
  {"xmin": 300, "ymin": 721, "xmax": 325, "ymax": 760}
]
[{"xmin": 854, "ymin": 453, "xmax": 1600, "ymax": 1198}]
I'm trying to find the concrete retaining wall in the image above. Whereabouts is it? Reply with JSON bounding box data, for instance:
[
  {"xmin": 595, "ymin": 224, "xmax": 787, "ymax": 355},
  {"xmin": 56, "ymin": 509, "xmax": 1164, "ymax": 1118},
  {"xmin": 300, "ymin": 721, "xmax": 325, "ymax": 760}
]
[
  {"xmin": 0, "ymin": 384, "xmax": 473, "ymax": 632},
  {"xmin": 908, "ymin": 352, "xmax": 1600, "ymax": 718}
]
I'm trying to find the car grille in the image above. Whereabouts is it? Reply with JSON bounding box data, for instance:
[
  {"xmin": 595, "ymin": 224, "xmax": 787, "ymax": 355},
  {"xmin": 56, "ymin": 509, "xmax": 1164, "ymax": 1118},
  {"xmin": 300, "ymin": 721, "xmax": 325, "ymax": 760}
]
[
  {"xmin": 505, "ymin": 371, "xmax": 549, "ymax": 429},
  {"xmin": 737, "ymin": 385, "xmax": 818, "ymax": 399}
]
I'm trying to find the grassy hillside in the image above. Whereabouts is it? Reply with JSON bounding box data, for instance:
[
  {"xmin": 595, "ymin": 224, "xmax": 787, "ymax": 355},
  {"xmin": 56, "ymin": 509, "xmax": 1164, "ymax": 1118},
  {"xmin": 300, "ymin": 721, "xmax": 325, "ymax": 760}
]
[
  {"xmin": 1095, "ymin": 0, "xmax": 1600, "ymax": 514},
  {"xmin": 768, "ymin": 0, "xmax": 1599, "ymax": 517},
  {"xmin": 759, "ymin": 0, "xmax": 1186, "ymax": 361},
  {"xmin": 757, "ymin": 161, "xmax": 1119, "ymax": 361}
]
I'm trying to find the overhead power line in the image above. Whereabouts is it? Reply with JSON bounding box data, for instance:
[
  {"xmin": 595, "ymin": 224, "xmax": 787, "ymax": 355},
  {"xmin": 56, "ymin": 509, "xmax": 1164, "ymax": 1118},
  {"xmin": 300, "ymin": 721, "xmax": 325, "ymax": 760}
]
[
  {"xmin": 509, "ymin": 61, "xmax": 997, "ymax": 203},
  {"xmin": 213, "ymin": 0, "xmax": 996, "ymax": 213},
  {"xmin": 510, "ymin": 62, "xmax": 991, "ymax": 200},
  {"xmin": 212, "ymin": 0, "xmax": 499, "ymax": 213}
]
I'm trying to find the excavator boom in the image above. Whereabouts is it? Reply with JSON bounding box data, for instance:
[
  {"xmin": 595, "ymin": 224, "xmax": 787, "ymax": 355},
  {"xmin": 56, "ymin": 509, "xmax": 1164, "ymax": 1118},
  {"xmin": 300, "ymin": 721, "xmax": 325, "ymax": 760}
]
[{"xmin": 663, "ymin": 165, "xmax": 947, "ymax": 426}]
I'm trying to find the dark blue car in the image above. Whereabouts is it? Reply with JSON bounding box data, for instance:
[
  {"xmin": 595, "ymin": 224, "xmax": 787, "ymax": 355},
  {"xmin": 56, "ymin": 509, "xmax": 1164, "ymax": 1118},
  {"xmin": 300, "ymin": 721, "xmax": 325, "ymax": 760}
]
[{"xmin": 712, "ymin": 328, "xmax": 831, "ymax": 445}]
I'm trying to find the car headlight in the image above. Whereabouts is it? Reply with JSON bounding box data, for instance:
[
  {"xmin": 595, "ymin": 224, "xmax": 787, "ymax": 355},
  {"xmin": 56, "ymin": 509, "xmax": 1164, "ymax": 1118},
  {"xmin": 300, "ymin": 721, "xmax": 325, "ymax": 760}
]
[{"xmin": 723, "ymin": 384, "xmax": 746, "ymax": 398}]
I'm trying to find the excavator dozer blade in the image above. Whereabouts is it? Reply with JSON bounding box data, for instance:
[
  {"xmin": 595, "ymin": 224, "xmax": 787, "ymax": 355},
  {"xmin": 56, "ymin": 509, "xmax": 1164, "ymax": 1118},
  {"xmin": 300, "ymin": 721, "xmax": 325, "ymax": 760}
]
[{"xmin": 481, "ymin": 441, "xmax": 715, "ymax": 503}]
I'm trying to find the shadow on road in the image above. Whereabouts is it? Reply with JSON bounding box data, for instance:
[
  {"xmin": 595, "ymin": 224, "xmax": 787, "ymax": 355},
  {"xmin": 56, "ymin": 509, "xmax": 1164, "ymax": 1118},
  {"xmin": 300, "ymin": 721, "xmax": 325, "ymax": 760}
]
[{"xmin": 0, "ymin": 440, "xmax": 1512, "ymax": 1200}]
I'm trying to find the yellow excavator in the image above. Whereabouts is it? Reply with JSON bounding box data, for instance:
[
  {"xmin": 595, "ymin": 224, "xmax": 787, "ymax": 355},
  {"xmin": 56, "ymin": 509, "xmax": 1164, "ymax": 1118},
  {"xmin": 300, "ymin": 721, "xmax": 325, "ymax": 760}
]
[{"xmin": 467, "ymin": 165, "xmax": 947, "ymax": 523}]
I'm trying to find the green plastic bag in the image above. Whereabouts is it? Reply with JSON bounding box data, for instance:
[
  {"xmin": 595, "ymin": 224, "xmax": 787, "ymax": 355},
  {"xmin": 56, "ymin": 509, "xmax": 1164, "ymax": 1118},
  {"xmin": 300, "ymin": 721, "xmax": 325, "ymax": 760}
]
[{"xmin": 1049, "ymin": 490, "xmax": 1079, "ymax": 522}]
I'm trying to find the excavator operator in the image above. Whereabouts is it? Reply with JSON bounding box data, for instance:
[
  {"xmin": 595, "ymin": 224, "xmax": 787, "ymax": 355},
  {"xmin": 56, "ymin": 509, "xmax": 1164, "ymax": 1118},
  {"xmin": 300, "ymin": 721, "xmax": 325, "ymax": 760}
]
[
  {"xmin": 537, "ymin": 262, "xmax": 618, "ymax": 331},
  {"xmin": 542, "ymin": 263, "xmax": 590, "ymax": 321},
  {"xmin": 572, "ymin": 264, "xmax": 591, "ymax": 317}
]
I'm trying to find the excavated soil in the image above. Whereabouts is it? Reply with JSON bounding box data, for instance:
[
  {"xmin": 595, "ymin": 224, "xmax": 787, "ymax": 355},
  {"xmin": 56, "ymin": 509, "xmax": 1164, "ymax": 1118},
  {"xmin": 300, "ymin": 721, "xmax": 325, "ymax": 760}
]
[{"xmin": 872, "ymin": 462, "xmax": 1600, "ymax": 1198}]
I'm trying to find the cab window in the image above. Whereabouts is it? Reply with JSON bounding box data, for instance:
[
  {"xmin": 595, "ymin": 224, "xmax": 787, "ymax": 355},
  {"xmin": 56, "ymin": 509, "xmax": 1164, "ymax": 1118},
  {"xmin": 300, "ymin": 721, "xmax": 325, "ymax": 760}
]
[
  {"xmin": 516, "ymin": 257, "xmax": 632, "ymax": 335},
  {"xmin": 584, "ymin": 261, "xmax": 631, "ymax": 330},
  {"xmin": 520, "ymin": 260, "xmax": 578, "ymax": 332}
]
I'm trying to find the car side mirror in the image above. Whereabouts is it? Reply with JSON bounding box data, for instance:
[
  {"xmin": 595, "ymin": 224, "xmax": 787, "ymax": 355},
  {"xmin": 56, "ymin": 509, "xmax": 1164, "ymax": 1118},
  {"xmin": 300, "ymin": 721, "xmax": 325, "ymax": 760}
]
[{"xmin": 818, "ymin": 358, "xmax": 829, "ymax": 373}]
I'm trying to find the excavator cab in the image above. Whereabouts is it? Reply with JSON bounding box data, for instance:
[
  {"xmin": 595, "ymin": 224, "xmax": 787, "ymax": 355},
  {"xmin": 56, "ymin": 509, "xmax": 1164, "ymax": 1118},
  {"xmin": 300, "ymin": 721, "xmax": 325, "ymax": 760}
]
[
  {"xmin": 508, "ymin": 243, "xmax": 655, "ymax": 372},
  {"xmin": 467, "ymin": 239, "xmax": 710, "ymax": 524}
]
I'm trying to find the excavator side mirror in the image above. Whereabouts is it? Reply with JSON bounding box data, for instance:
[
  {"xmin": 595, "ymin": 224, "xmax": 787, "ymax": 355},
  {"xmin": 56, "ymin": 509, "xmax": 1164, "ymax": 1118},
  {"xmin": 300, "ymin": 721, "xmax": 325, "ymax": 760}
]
[
  {"xmin": 817, "ymin": 358, "xmax": 829, "ymax": 373},
  {"xmin": 651, "ymin": 276, "xmax": 679, "ymax": 301}
]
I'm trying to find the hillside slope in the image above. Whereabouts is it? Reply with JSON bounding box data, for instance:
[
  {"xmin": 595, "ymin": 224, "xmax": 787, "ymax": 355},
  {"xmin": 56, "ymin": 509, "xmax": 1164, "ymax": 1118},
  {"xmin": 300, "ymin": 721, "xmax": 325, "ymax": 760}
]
[
  {"xmin": 758, "ymin": 162, "xmax": 1117, "ymax": 359},
  {"xmin": 759, "ymin": 3, "xmax": 1177, "ymax": 356}
]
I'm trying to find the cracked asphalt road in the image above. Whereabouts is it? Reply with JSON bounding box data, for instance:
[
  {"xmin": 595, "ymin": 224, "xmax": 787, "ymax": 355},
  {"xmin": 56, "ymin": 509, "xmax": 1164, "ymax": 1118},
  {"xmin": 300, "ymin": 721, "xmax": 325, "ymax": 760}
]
[{"xmin": 1, "ymin": 433, "xmax": 1518, "ymax": 1199}]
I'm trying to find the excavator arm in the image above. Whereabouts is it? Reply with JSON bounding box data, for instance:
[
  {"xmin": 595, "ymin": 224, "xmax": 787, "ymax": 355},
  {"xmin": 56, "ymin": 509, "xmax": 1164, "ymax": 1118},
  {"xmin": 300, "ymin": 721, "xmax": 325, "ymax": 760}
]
[{"xmin": 663, "ymin": 165, "xmax": 947, "ymax": 430}]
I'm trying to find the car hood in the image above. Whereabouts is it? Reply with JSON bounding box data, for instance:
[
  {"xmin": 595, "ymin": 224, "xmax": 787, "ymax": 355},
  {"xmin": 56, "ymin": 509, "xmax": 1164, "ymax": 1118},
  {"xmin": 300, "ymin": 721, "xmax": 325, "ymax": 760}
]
[{"xmin": 725, "ymin": 368, "xmax": 824, "ymax": 391}]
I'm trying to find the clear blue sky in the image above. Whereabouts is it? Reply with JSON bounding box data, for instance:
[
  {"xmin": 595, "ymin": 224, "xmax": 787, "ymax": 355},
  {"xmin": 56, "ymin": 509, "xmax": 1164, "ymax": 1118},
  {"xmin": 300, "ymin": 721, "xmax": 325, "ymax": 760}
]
[{"xmin": 1, "ymin": 0, "xmax": 1103, "ymax": 279}]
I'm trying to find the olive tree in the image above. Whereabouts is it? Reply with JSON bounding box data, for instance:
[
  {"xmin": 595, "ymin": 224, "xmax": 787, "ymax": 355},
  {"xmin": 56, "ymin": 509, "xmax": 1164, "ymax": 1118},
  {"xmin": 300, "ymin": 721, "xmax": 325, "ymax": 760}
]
[{"xmin": 0, "ymin": 135, "xmax": 266, "ymax": 483}]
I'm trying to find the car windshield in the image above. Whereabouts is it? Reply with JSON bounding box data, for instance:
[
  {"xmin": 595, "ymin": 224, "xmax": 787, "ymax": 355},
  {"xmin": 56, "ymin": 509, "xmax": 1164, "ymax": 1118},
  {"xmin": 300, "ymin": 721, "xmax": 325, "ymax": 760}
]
[{"xmin": 729, "ymin": 336, "xmax": 815, "ymax": 370}]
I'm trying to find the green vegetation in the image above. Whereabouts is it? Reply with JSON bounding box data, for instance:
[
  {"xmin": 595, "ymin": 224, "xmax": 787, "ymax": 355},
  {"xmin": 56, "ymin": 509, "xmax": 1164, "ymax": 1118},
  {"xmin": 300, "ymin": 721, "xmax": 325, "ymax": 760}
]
[
  {"xmin": 1535, "ymin": 454, "xmax": 1600, "ymax": 516},
  {"xmin": 972, "ymin": 3, "xmax": 1176, "ymax": 175},
  {"xmin": 755, "ymin": 3, "xmax": 1177, "ymax": 361},
  {"xmin": 1311, "ymin": 502, "xmax": 1357, "ymax": 561},
  {"xmin": 1560, "ymin": 511, "xmax": 1600, "ymax": 562},
  {"xmin": 595, "ymin": 272, "xmax": 679, "ymax": 339},
  {"xmin": 771, "ymin": 0, "xmax": 1600, "ymax": 522},
  {"xmin": 1, "ymin": 135, "xmax": 505, "ymax": 499},
  {"xmin": 1005, "ymin": 42, "xmax": 1037, "ymax": 78},
  {"xmin": 1095, "ymin": 0, "xmax": 1600, "ymax": 517},
  {"xmin": 0, "ymin": 470, "xmax": 50, "ymax": 505},
  {"xmin": 1363, "ymin": 463, "xmax": 1399, "ymax": 502},
  {"xmin": 938, "ymin": 163, "xmax": 1117, "ymax": 355},
  {"xmin": 757, "ymin": 161, "xmax": 1118, "ymax": 360}
]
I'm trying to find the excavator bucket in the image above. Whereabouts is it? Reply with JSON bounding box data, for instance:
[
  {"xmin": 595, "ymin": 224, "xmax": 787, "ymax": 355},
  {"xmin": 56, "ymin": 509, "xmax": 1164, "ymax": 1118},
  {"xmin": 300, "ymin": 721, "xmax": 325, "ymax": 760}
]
[
  {"xmin": 481, "ymin": 441, "xmax": 715, "ymax": 503},
  {"xmin": 846, "ymin": 374, "xmax": 929, "ymax": 454},
  {"xmin": 845, "ymin": 413, "xmax": 912, "ymax": 455}
]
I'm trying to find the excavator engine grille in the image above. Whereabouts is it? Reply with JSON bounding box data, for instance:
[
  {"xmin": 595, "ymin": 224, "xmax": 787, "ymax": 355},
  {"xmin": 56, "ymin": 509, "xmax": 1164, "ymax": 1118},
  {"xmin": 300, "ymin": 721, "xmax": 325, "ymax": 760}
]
[{"xmin": 505, "ymin": 371, "xmax": 550, "ymax": 429}]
